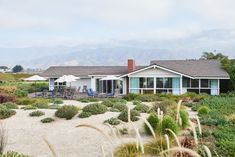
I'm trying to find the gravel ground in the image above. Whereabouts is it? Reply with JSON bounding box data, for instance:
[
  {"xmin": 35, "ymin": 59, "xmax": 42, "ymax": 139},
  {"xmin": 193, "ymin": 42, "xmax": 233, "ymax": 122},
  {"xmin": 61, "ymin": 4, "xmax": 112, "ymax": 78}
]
[{"xmin": 2, "ymin": 100, "xmax": 150, "ymax": 157}]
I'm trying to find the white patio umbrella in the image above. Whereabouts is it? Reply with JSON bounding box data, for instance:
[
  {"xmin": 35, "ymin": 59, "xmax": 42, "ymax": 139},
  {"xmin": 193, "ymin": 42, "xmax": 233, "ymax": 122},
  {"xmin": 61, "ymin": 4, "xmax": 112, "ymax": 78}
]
[
  {"xmin": 55, "ymin": 75, "xmax": 80, "ymax": 83},
  {"xmin": 101, "ymin": 75, "xmax": 121, "ymax": 81},
  {"xmin": 24, "ymin": 75, "xmax": 46, "ymax": 81}
]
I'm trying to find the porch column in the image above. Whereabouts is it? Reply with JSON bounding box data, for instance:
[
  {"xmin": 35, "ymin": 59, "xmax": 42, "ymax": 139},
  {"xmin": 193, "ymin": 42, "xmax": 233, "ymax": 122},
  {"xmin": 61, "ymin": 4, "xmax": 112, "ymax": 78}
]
[
  {"xmin": 180, "ymin": 75, "xmax": 183, "ymax": 95},
  {"xmin": 154, "ymin": 77, "xmax": 156, "ymax": 94}
]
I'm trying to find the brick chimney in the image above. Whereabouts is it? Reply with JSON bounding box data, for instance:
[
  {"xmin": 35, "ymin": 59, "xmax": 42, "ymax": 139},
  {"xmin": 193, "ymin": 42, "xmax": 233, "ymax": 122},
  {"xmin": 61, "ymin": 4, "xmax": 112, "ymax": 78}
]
[{"xmin": 128, "ymin": 59, "xmax": 136, "ymax": 73}]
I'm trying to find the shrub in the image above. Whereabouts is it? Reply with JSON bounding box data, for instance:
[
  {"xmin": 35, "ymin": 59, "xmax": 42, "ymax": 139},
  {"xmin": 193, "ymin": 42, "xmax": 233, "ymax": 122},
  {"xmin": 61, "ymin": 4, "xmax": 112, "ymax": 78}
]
[
  {"xmin": 118, "ymin": 110, "xmax": 140, "ymax": 122},
  {"xmin": 32, "ymin": 99, "xmax": 49, "ymax": 109},
  {"xmin": 119, "ymin": 128, "xmax": 128, "ymax": 135},
  {"xmin": 108, "ymin": 98, "xmax": 127, "ymax": 104},
  {"xmin": 0, "ymin": 93, "xmax": 16, "ymax": 104},
  {"xmin": 0, "ymin": 106, "xmax": 16, "ymax": 119},
  {"xmin": 179, "ymin": 110, "xmax": 189, "ymax": 129},
  {"xmin": 132, "ymin": 100, "xmax": 142, "ymax": 105},
  {"xmin": 198, "ymin": 106, "xmax": 210, "ymax": 115},
  {"xmin": 41, "ymin": 117, "xmax": 55, "ymax": 123},
  {"xmin": 109, "ymin": 108, "xmax": 120, "ymax": 112},
  {"xmin": 78, "ymin": 112, "xmax": 92, "ymax": 118},
  {"xmin": 2, "ymin": 151, "xmax": 28, "ymax": 157},
  {"xmin": 78, "ymin": 97, "xmax": 98, "ymax": 103},
  {"xmin": 136, "ymin": 94, "xmax": 159, "ymax": 102},
  {"xmin": 101, "ymin": 100, "xmax": 114, "ymax": 107},
  {"xmin": 17, "ymin": 98, "xmax": 36, "ymax": 105},
  {"xmin": 104, "ymin": 117, "xmax": 120, "ymax": 125},
  {"xmin": 1, "ymin": 102, "xmax": 18, "ymax": 109},
  {"xmin": 123, "ymin": 93, "xmax": 139, "ymax": 101},
  {"xmin": 114, "ymin": 143, "xmax": 141, "ymax": 157},
  {"xmin": 15, "ymin": 90, "xmax": 28, "ymax": 97},
  {"xmin": 82, "ymin": 103, "xmax": 107, "ymax": 115},
  {"xmin": 133, "ymin": 104, "xmax": 149, "ymax": 113},
  {"xmin": 145, "ymin": 138, "xmax": 168, "ymax": 155},
  {"xmin": 145, "ymin": 112, "xmax": 159, "ymax": 135},
  {"xmin": 162, "ymin": 115, "xmax": 178, "ymax": 135},
  {"xmin": 29, "ymin": 110, "xmax": 45, "ymax": 117},
  {"xmin": 53, "ymin": 98, "xmax": 63, "ymax": 104},
  {"xmin": 55, "ymin": 105, "xmax": 79, "ymax": 120},
  {"xmin": 112, "ymin": 102, "xmax": 127, "ymax": 112},
  {"xmin": 152, "ymin": 100, "xmax": 176, "ymax": 113},
  {"xmin": 23, "ymin": 105, "xmax": 37, "ymax": 110},
  {"xmin": 49, "ymin": 104, "xmax": 61, "ymax": 109}
]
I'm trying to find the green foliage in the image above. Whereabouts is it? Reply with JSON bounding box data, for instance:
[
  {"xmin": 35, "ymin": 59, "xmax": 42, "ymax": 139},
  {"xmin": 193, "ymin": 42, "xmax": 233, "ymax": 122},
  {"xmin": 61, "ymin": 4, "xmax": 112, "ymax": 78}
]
[
  {"xmin": 144, "ymin": 137, "xmax": 168, "ymax": 156},
  {"xmin": 119, "ymin": 128, "xmax": 128, "ymax": 135},
  {"xmin": 14, "ymin": 90, "xmax": 28, "ymax": 97},
  {"xmin": 82, "ymin": 103, "xmax": 107, "ymax": 115},
  {"xmin": 0, "ymin": 105, "xmax": 16, "ymax": 119},
  {"xmin": 53, "ymin": 98, "xmax": 63, "ymax": 104},
  {"xmin": 162, "ymin": 115, "xmax": 178, "ymax": 135},
  {"xmin": 55, "ymin": 105, "xmax": 79, "ymax": 120},
  {"xmin": 133, "ymin": 104, "xmax": 149, "ymax": 113},
  {"xmin": 32, "ymin": 99, "xmax": 49, "ymax": 109},
  {"xmin": 114, "ymin": 143, "xmax": 141, "ymax": 157},
  {"xmin": 22, "ymin": 105, "xmax": 37, "ymax": 110},
  {"xmin": 118, "ymin": 110, "xmax": 140, "ymax": 122},
  {"xmin": 122, "ymin": 93, "xmax": 139, "ymax": 101},
  {"xmin": 49, "ymin": 104, "xmax": 61, "ymax": 109},
  {"xmin": 101, "ymin": 100, "xmax": 114, "ymax": 107},
  {"xmin": 78, "ymin": 97, "xmax": 98, "ymax": 103},
  {"xmin": 109, "ymin": 108, "xmax": 120, "ymax": 112},
  {"xmin": 108, "ymin": 98, "xmax": 127, "ymax": 104},
  {"xmin": 0, "ymin": 151, "xmax": 29, "ymax": 157},
  {"xmin": 112, "ymin": 102, "xmax": 127, "ymax": 112},
  {"xmin": 132, "ymin": 100, "xmax": 142, "ymax": 105},
  {"xmin": 180, "ymin": 110, "xmax": 189, "ymax": 129},
  {"xmin": 136, "ymin": 94, "xmax": 160, "ymax": 102},
  {"xmin": 78, "ymin": 112, "xmax": 92, "ymax": 118},
  {"xmin": 29, "ymin": 110, "xmax": 45, "ymax": 117},
  {"xmin": 144, "ymin": 112, "xmax": 159, "ymax": 135},
  {"xmin": 198, "ymin": 106, "xmax": 210, "ymax": 115},
  {"xmin": 104, "ymin": 117, "xmax": 120, "ymax": 125},
  {"xmin": 12, "ymin": 65, "xmax": 23, "ymax": 73},
  {"xmin": 221, "ymin": 57, "xmax": 235, "ymax": 90},
  {"xmin": 1, "ymin": 102, "xmax": 18, "ymax": 109},
  {"xmin": 17, "ymin": 98, "xmax": 36, "ymax": 105},
  {"xmin": 41, "ymin": 117, "xmax": 55, "ymax": 123},
  {"xmin": 152, "ymin": 99, "xmax": 176, "ymax": 113}
]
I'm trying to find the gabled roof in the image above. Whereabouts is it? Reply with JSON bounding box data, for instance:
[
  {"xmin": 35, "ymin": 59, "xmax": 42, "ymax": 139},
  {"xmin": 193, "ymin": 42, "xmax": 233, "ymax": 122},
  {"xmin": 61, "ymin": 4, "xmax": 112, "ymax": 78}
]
[
  {"xmin": 150, "ymin": 60, "xmax": 229, "ymax": 78},
  {"xmin": 40, "ymin": 66, "xmax": 144, "ymax": 78}
]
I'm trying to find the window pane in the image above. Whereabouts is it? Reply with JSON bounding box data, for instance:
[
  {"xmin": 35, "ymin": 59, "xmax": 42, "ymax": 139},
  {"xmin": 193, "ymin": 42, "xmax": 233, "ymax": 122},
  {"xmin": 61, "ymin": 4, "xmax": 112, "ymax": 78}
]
[
  {"xmin": 156, "ymin": 78, "xmax": 163, "ymax": 88},
  {"xmin": 201, "ymin": 79, "xmax": 209, "ymax": 88},
  {"xmin": 191, "ymin": 79, "xmax": 199, "ymax": 88},
  {"xmin": 140, "ymin": 78, "xmax": 148, "ymax": 88},
  {"xmin": 183, "ymin": 77, "xmax": 190, "ymax": 88},
  {"xmin": 147, "ymin": 78, "xmax": 154, "ymax": 88},
  {"xmin": 130, "ymin": 78, "xmax": 139, "ymax": 88},
  {"xmin": 164, "ymin": 78, "xmax": 172, "ymax": 88}
]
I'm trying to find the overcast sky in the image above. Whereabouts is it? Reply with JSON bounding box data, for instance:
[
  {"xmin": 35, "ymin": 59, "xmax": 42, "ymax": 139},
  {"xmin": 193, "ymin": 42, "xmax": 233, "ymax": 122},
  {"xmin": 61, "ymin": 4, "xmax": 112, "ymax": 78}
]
[{"xmin": 0, "ymin": 0, "xmax": 235, "ymax": 58}]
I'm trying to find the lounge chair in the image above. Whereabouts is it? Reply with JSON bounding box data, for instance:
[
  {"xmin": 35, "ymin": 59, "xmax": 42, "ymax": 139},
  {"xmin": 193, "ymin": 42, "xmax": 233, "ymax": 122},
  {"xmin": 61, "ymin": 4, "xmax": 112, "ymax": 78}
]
[{"xmin": 87, "ymin": 88, "xmax": 97, "ymax": 97}]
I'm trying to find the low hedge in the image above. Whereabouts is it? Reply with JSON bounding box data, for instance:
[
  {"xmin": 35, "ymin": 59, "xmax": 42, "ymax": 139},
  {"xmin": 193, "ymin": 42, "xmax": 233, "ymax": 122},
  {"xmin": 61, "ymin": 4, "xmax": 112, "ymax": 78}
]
[
  {"xmin": 133, "ymin": 104, "xmax": 149, "ymax": 113},
  {"xmin": 1, "ymin": 102, "xmax": 19, "ymax": 109},
  {"xmin": 29, "ymin": 110, "xmax": 45, "ymax": 117},
  {"xmin": 55, "ymin": 105, "xmax": 79, "ymax": 120},
  {"xmin": 118, "ymin": 110, "xmax": 140, "ymax": 122},
  {"xmin": 112, "ymin": 102, "xmax": 127, "ymax": 112},
  {"xmin": 78, "ymin": 112, "xmax": 92, "ymax": 118},
  {"xmin": 0, "ymin": 106, "xmax": 16, "ymax": 119},
  {"xmin": 82, "ymin": 103, "xmax": 107, "ymax": 115},
  {"xmin": 41, "ymin": 117, "xmax": 55, "ymax": 123}
]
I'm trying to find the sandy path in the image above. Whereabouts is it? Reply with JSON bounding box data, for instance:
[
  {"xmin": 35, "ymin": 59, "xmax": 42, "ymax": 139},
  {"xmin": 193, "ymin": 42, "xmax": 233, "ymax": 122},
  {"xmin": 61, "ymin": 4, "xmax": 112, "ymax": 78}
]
[{"xmin": 2, "ymin": 101, "xmax": 150, "ymax": 157}]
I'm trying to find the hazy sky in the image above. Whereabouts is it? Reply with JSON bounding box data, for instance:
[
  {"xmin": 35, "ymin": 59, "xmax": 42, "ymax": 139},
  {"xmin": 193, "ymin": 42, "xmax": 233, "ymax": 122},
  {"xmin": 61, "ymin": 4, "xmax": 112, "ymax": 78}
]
[{"xmin": 0, "ymin": 0, "xmax": 235, "ymax": 63}]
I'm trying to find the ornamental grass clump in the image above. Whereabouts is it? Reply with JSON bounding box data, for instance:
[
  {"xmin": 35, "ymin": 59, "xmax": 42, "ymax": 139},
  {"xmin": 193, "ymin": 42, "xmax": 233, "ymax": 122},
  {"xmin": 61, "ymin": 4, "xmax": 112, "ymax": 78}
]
[
  {"xmin": 118, "ymin": 109, "xmax": 140, "ymax": 122},
  {"xmin": 55, "ymin": 105, "xmax": 79, "ymax": 120},
  {"xmin": 144, "ymin": 112, "xmax": 159, "ymax": 135},
  {"xmin": 78, "ymin": 112, "xmax": 92, "ymax": 118},
  {"xmin": 0, "ymin": 102, "xmax": 18, "ymax": 109},
  {"xmin": 161, "ymin": 116, "xmax": 179, "ymax": 135},
  {"xmin": 41, "ymin": 117, "xmax": 55, "ymax": 123},
  {"xmin": 114, "ymin": 143, "xmax": 142, "ymax": 157},
  {"xmin": 82, "ymin": 103, "xmax": 107, "ymax": 115},
  {"xmin": 29, "ymin": 110, "xmax": 45, "ymax": 117},
  {"xmin": 0, "ymin": 105, "xmax": 16, "ymax": 119},
  {"xmin": 179, "ymin": 110, "xmax": 189, "ymax": 129},
  {"xmin": 198, "ymin": 106, "xmax": 210, "ymax": 115}
]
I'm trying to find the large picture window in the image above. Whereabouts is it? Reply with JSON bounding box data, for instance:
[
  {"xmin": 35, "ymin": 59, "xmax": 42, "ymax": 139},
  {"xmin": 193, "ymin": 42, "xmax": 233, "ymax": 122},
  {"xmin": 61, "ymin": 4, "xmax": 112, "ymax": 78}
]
[
  {"xmin": 156, "ymin": 78, "xmax": 173, "ymax": 88},
  {"xmin": 139, "ymin": 77, "xmax": 154, "ymax": 88}
]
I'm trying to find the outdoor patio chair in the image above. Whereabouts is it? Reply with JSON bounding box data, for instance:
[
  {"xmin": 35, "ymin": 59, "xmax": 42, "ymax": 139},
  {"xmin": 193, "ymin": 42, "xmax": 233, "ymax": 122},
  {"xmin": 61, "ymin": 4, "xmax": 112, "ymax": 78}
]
[{"xmin": 87, "ymin": 88, "xmax": 97, "ymax": 97}]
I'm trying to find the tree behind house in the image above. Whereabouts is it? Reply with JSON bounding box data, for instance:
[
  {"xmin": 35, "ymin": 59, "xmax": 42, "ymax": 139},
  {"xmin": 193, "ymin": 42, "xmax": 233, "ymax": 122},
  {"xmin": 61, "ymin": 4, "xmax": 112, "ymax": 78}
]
[{"xmin": 12, "ymin": 65, "xmax": 23, "ymax": 73}]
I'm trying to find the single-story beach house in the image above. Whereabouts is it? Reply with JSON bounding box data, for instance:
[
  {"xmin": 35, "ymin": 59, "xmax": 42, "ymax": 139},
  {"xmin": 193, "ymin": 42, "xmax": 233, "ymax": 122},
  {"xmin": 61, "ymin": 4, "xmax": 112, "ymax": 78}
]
[{"xmin": 40, "ymin": 59, "xmax": 230, "ymax": 95}]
